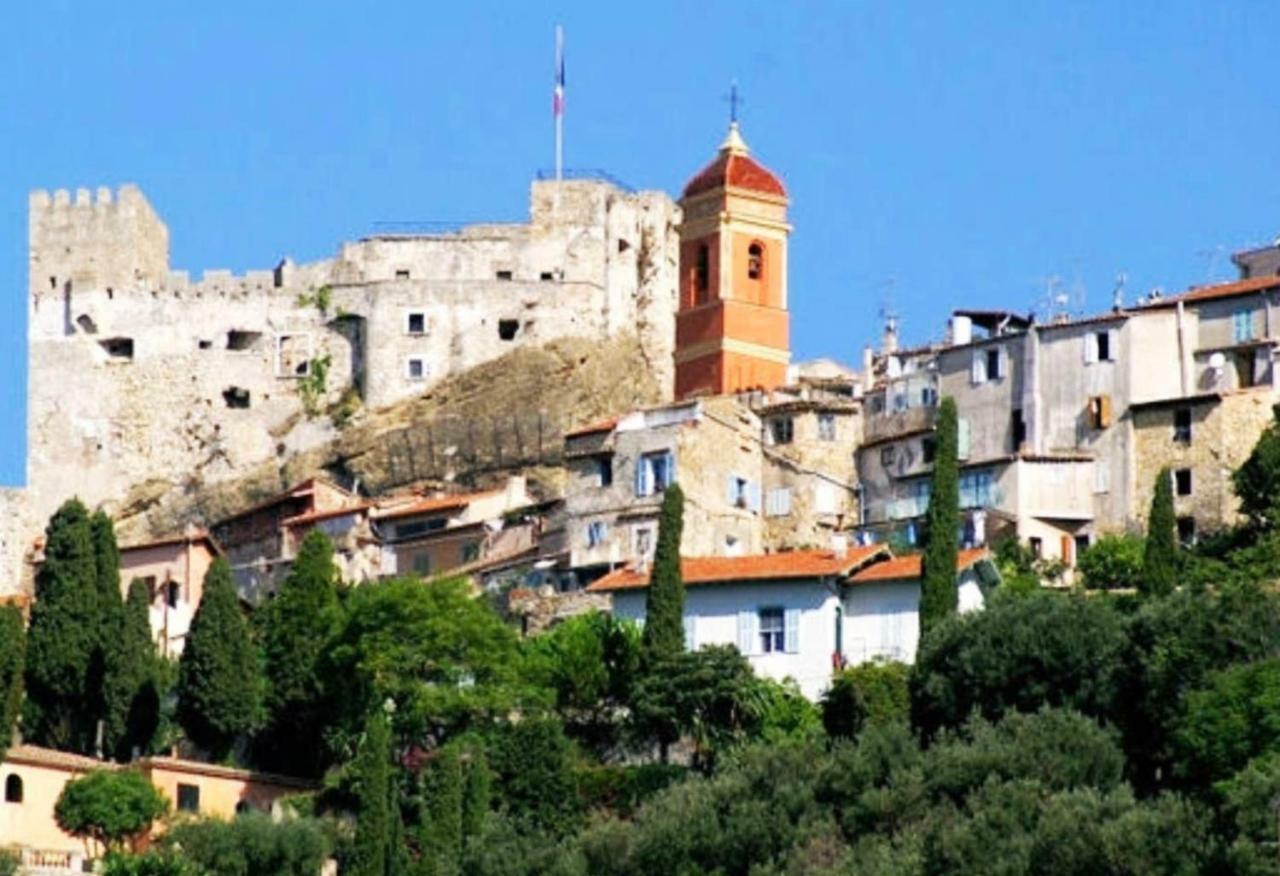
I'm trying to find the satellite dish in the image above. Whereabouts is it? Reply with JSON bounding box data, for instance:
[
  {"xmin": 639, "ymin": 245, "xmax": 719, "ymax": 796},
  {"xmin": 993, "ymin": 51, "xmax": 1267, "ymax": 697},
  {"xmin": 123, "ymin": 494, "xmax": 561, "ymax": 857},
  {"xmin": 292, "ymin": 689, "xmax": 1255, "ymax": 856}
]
[{"xmin": 1209, "ymin": 352, "xmax": 1226, "ymax": 371}]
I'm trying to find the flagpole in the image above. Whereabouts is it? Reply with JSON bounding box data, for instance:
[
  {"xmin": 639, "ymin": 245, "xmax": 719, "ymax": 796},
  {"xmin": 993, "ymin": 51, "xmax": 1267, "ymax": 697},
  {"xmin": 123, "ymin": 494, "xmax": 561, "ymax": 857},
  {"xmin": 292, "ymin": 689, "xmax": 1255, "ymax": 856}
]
[{"xmin": 554, "ymin": 24, "xmax": 564, "ymax": 184}]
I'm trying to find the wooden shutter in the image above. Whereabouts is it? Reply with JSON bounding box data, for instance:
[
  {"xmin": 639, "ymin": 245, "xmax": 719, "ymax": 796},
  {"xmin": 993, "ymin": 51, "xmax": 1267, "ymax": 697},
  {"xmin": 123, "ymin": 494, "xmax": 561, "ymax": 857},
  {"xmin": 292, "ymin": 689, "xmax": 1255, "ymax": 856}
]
[{"xmin": 784, "ymin": 608, "xmax": 801, "ymax": 654}]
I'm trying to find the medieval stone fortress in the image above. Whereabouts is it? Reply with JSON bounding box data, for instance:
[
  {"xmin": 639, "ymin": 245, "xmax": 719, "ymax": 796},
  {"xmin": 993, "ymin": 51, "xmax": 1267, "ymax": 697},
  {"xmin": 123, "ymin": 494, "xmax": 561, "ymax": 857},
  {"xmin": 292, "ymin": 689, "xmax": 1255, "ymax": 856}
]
[{"xmin": 9, "ymin": 115, "xmax": 1280, "ymax": 633}]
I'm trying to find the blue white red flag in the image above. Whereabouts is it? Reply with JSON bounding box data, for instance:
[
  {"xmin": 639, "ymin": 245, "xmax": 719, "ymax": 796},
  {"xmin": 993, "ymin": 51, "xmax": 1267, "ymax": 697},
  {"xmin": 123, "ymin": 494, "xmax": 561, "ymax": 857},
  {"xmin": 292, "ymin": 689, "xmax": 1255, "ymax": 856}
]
[{"xmin": 553, "ymin": 29, "xmax": 565, "ymax": 117}]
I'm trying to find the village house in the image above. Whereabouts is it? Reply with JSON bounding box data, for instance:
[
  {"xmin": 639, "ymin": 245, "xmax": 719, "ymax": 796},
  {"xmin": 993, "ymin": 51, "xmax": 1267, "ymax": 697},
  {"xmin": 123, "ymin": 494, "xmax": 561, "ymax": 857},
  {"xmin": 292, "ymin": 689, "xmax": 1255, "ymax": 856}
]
[
  {"xmin": 586, "ymin": 546, "xmax": 994, "ymax": 700},
  {"xmin": 0, "ymin": 744, "xmax": 312, "ymax": 866},
  {"xmin": 118, "ymin": 527, "xmax": 220, "ymax": 658}
]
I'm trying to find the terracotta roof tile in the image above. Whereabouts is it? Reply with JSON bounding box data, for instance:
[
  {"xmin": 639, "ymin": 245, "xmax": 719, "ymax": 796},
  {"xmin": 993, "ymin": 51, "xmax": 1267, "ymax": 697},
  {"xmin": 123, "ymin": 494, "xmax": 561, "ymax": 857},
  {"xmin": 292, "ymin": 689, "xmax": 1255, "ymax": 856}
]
[
  {"xmin": 849, "ymin": 548, "xmax": 990, "ymax": 584},
  {"xmin": 6, "ymin": 744, "xmax": 113, "ymax": 772},
  {"xmin": 564, "ymin": 416, "xmax": 621, "ymax": 439},
  {"xmin": 282, "ymin": 503, "xmax": 372, "ymax": 527},
  {"xmin": 1139, "ymin": 275, "xmax": 1280, "ymax": 309},
  {"xmin": 585, "ymin": 546, "xmax": 888, "ymax": 593},
  {"xmin": 683, "ymin": 151, "xmax": 786, "ymax": 199}
]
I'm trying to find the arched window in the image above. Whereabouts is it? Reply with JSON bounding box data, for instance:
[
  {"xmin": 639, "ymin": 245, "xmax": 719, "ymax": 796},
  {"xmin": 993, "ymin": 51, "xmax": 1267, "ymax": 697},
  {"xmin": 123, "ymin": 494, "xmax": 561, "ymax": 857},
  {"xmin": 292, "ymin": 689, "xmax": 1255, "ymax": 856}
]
[
  {"xmin": 747, "ymin": 243, "xmax": 764, "ymax": 281},
  {"xmin": 695, "ymin": 243, "xmax": 710, "ymax": 299},
  {"xmin": 5, "ymin": 774, "xmax": 23, "ymax": 803},
  {"xmin": 235, "ymin": 800, "xmax": 253, "ymax": 815}
]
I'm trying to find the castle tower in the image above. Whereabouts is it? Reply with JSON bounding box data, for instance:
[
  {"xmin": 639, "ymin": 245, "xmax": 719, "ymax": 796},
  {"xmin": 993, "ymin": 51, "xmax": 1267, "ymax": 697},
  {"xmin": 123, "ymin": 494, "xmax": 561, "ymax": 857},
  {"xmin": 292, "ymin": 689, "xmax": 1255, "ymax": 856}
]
[{"xmin": 674, "ymin": 122, "xmax": 791, "ymax": 399}]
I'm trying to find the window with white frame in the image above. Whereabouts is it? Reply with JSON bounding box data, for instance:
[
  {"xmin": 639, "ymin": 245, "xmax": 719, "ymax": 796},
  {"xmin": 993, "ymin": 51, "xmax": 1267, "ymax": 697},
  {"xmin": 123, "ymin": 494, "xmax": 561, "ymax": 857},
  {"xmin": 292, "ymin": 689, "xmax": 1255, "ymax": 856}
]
[
  {"xmin": 406, "ymin": 357, "xmax": 428, "ymax": 381},
  {"xmin": 1234, "ymin": 309, "xmax": 1257, "ymax": 343},
  {"xmin": 632, "ymin": 525, "xmax": 654, "ymax": 558},
  {"xmin": 766, "ymin": 487, "xmax": 793, "ymax": 517},
  {"xmin": 960, "ymin": 470, "xmax": 995, "ymax": 508},
  {"xmin": 971, "ymin": 346, "xmax": 1006, "ymax": 383},
  {"xmin": 586, "ymin": 521, "xmax": 609, "ymax": 548},
  {"xmin": 634, "ymin": 450, "xmax": 675, "ymax": 497},
  {"xmin": 758, "ymin": 607, "xmax": 785, "ymax": 653},
  {"xmin": 769, "ymin": 417, "xmax": 794, "ymax": 445},
  {"xmin": 818, "ymin": 412, "xmax": 837, "ymax": 441},
  {"xmin": 406, "ymin": 311, "xmax": 426, "ymax": 335},
  {"xmin": 1085, "ymin": 329, "xmax": 1116, "ymax": 363}
]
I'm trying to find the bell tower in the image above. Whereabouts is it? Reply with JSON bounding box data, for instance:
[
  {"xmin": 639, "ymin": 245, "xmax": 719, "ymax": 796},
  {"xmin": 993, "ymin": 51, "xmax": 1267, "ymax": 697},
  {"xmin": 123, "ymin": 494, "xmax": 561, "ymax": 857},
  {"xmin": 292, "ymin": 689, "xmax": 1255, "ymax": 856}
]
[{"xmin": 674, "ymin": 119, "xmax": 791, "ymax": 399}]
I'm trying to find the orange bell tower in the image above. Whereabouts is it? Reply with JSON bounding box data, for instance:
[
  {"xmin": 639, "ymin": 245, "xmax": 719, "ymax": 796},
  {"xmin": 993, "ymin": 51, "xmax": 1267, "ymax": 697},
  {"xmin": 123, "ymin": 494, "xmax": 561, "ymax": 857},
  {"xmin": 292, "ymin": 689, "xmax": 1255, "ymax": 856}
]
[{"xmin": 674, "ymin": 120, "xmax": 791, "ymax": 400}]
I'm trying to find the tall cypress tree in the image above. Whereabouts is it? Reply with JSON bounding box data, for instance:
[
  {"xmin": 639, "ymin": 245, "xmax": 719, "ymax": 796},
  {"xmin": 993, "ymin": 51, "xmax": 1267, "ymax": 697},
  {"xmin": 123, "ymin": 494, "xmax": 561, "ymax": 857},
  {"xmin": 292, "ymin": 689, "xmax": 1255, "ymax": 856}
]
[
  {"xmin": 24, "ymin": 499, "xmax": 100, "ymax": 752},
  {"xmin": 1143, "ymin": 467, "xmax": 1178, "ymax": 597},
  {"xmin": 0, "ymin": 603, "xmax": 26, "ymax": 763},
  {"xmin": 89, "ymin": 510, "xmax": 124, "ymax": 755},
  {"xmin": 104, "ymin": 580, "xmax": 160, "ymax": 761},
  {"xmin": 920, "ymin": 396, "xmax": 961, "ymax": 635},
  {"xmin": 641, "ymin": 483, "xmax": 685, "ymax": 666},
  {"xmin": 176, "ymin": 558, "xmax": 263, "ymax": 761},
  {"xmin": 255, "ymin": 529, "xmax": 342, "ymax": 775},
  {"xmin": 350, "ymin": 708, "xmax": 393, "ymax": 876}
]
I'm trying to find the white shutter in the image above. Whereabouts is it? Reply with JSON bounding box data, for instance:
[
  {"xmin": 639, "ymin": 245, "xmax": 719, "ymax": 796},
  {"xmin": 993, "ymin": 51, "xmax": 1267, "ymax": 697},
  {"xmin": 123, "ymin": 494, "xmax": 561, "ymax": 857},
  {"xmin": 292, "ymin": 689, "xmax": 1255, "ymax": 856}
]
[
  {"xmin": 1094, "ymin": 460, "xmax": 1111, "ymax": 494},
  {"xmin": 1083, "ymin": 333, "xmax": 1097, "ymax": 364},
  {"xmin": 957, "ymin": 418, "xmax": 971, "ymax": 459},
  {"xmin": 683, "ymin": 615, "xmax": 696, "ymax": 651},
  {"xmin": 767, "ymin": 487, "xmax": 793, "ymax": 517},
  {"xmin": 747, "ymin": 482, "xmax": 762, "ymax": 513},
  {"xmin": 997, "ymin": 347, "xmax": 1009, "ymax": 380},
  {"xmin": 784, "ymin": 608, "xmax": 801, "ymax": 654},
  {"xmin": 737, "ymin": 610, "xmax": 757, "ymax": 655},
  {"xmin": 971, "ymin": 350, "xmax": 986, "ymax": 384},
  {"xmin": 1108, "ymin": 329, "xmax": 1119, "ymax": 361},
  {"xmin": 725, "ymin": 474, "xmax": 738, "ymax": 506}
]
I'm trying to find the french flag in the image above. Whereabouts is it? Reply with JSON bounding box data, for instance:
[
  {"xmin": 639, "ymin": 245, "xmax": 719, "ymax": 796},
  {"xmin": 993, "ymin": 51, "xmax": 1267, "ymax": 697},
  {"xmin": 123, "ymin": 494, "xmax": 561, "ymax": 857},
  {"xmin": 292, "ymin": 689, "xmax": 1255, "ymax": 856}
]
[{"xmin": 553, "ymin": 28, "xmax": 565, "ymax": 117}]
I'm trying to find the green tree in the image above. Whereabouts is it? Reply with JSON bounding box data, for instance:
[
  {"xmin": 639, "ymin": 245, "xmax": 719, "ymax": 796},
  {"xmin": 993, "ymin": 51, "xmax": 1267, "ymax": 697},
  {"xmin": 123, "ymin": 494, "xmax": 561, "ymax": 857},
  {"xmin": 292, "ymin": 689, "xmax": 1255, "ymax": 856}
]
[
  {"xmin": 822, "ymin": 661, "xmax": 910, "ymax": 740},
  {"xmin": 462, "ymin": 749, "xmax": 492, "ymax": 841},
  {"xmin": 920, "ymin": 397, "xmax": 960, "ymax": 634},
  {"xmin": 349, "ymin": 708, "xmax": 395, "ymax": 876},
  {"xmin": 24, "ymin": 499, "xmax": 101, "ymax": 752},
  {"xmin": 910, "ymin": 592, "xmax": 1126, "ymax": 739},
  {"xmin": 641, "ymin": 483, "xmax": 685, "ymax": 666},
  {"xmin": 176, "ymin": 559, "xmax": 263, "ymax": 761},
  {"xmin": 90, "ymin": 510, "xmax": 125, "ymax": 752},
  {"xmin": 416, "ymin": 746, "xmax": 465, "ymax": 869},
  {"xmin": 104, "ymin": 580, "xmax": 161, "ymax": 761},
  {"xmin": 489, "ymin": 717, "xmax": 580, "ymax": 836},
  {"xmin": 1233, "ymin": 404, "xmax": 1280, "ymax": 532},
  {"xmin": 255, "ymin": 529, "xmax": 342, "ymax": 775},
  {"xmin": 54, "ymin": 769, "xmax": 168, "ymax": 853},
  {"xmin": 1174, "ymin": 658, "xmax": 1280, "ymax": 789},
  {"xmin": 162, "ymin": 812, "xmax": 330, "ymax": 876},
  {"xmin": 1078, "ymin": 533, "xmax": 1146, "ymax": 591},
  {"xmin": 0, "ymin": 604, "xmax": 25, "ymax": 764},
  {"xmin": 1143, "ymin": 468, "xmax": 1179, "ymax": 596}
]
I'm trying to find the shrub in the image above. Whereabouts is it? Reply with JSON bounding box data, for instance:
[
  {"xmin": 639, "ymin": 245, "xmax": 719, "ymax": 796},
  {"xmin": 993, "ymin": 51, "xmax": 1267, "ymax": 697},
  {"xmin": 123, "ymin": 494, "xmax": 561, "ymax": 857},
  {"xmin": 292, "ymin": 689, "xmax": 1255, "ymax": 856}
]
[
  {"xmin": 1078, "ymin": 533, "xmax": 1145, "ymax": 590},
  {"xmin": 822, "ymin": 661, "xmax": 909, "ymax": 739},
  {"xmin": 55, "ymin": 770, "xmax": 168, "ymax": 852},
  {"xmin": 163, "ymin": 812, "xmax": 330, "ymax": 876}
]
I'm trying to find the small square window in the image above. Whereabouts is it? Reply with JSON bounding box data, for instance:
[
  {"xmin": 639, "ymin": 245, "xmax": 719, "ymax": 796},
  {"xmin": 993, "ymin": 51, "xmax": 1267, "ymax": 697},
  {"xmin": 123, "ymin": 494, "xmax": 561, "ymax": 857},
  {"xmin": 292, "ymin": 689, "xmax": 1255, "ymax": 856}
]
[
  {"xmin": 462, "ymin": 541, "xmax": 481, "ymax": 563},
  {"xmin": 496, "ymin": 270, "xmax": 513, "ymax": 281},
  {"xmin": 595, "ymin": 456, "xmax": 612, "ymax": 488},
  {"xmin": 769, "ymin": 417, "xmax": 794, "ymax": 445},
  {"xmin": 406, "ymin": 357, "xmax": 427, "ymax": 381},
  {"xmin": 177, "ymin": 783, "xmax": 200, "ymax": 813},
  {"xmin": 498, "ymin": 319, "xmax": 519, "ymax": 341},
  {"xmin": 587, "ymin": 521, "xmax": 608, "ymax": 548},
  {"xmin": 395, "ymin": 269, "xmax": 411, "ymax": 280},
  {"xmin": 633, "ymin": 526, "xmax": 654, "ymax": 557},
  {"xmin": 1177, "ymin": 516, "xmax": 1196, "ymax": 545},
  {"xmin": 1175, "ymin": 468, "xmax": 1192, "ymax": 496},
  {"xmin": 406, "ymin": 312, "xmax": 426, "ymax": 335},
  {"xmin": 1029, "ymin": 537, "xmax": 1043, "ymax": 557},
  {"xmin": 818, "ymin": 413, "xmax": 837, "ymax": 441}
]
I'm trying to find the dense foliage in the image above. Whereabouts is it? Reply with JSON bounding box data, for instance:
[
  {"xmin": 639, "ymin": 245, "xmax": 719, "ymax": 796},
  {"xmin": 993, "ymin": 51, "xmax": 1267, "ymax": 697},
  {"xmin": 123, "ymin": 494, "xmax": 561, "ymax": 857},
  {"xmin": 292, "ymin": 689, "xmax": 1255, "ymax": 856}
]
[
  {"xmin": 104, "ymin": 579, "xmax": 161, "ymax": 761},
  {"xmin": 54, "ymin": 769, "xmax": 168, "ymax": 852},
  {"xmin": 920, "ymin": 396, "xmax": 960, "ymax": 633},
  {"xmin": 1079, "ymin": 532, "xmax": 1146, "ymax": 590},
  {"xmin": 0, "ymin": 604, "xmax": 24, "ymax": 764}
]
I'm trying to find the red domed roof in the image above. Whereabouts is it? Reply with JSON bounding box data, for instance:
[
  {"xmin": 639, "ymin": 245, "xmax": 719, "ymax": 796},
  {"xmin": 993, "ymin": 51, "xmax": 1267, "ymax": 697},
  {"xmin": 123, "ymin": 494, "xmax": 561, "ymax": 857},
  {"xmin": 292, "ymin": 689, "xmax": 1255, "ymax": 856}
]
[{"xmin": 682, "ymin": 124, "xmax": 787, "ymax": 200}]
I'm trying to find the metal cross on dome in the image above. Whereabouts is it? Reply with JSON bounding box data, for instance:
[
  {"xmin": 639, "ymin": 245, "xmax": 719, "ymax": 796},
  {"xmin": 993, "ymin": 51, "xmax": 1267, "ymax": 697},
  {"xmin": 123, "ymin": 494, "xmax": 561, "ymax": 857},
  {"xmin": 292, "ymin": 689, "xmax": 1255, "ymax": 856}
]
[{"xmin": 724, "ymin": 80, "xmax": 743, "ymax": 124}]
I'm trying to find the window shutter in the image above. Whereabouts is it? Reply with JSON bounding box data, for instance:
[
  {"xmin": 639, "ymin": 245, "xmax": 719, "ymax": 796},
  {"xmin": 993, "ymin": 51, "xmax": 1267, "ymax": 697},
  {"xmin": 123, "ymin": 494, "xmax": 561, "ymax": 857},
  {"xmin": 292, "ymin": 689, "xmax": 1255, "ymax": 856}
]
[
  {"xmin": 1083, "ymin": 333, "xmax": 1097, "ymax": 364},
  {"xmin": 634, "ymin": 459, "xmax": 646, "ymax": 497},
  {"xmin": 997, "ymin": 347, "xmax": 1009, "ymax": 380},
  {"xmin": 957, "ymin": 418, "xmax": 971, "ymax": 459},
  {"xmin": 737, "ymin": 610, "xmax": 757, "ymax": 655},
  {"xmin": 1108, "ymin": 329, "xmax": 1118, "ymax": 361},
  {"xmin": 666, "ymin": 451, "xmax": 677, "ymax": 486},
  {"xmin": 747, "ymin": 482, "xmax": 762, "ymax": 513},
  {"xmin": 971, "ymin": 350, "xmax": 986, "ymax": 385},
  {"xmin": 683, "ymin": 615, "xmax": 696, "ymax": 651},
  {"xmin": 1099, "ymin": 394, "xmax": 1113, "ymax": 428},
  {"xmin": 726, "ymin": 474, "xmax": 738, "ymax": 506},
  {"xmin": 784, "ymin": 609, "xmax": 801, "ymax": 654}
]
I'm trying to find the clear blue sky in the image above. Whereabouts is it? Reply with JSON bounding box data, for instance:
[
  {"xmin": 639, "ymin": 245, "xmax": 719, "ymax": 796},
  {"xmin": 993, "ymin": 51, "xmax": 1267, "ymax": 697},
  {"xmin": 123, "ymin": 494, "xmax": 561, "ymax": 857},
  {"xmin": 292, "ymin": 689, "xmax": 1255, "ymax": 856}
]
[{"xmin": 2, "ymin": 2, "xmax": 1279, "ymax": 486}]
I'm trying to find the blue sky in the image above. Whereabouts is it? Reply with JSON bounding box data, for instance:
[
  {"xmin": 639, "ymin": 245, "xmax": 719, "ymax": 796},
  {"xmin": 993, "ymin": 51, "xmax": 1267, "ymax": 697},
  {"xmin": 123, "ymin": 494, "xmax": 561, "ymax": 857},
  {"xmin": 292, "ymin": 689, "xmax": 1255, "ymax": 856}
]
[{"xmin": 2, "ymin": 2, "xmax": 1279, "ymax": 486}]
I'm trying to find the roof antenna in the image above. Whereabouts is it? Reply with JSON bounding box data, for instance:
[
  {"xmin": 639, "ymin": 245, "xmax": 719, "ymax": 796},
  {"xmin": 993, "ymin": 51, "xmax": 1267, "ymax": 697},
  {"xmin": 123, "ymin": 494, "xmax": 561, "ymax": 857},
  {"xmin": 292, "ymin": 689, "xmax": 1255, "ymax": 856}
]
[{"xmin": 1112, "ymin": 273, "xmax": 1127, "ymax": 311}]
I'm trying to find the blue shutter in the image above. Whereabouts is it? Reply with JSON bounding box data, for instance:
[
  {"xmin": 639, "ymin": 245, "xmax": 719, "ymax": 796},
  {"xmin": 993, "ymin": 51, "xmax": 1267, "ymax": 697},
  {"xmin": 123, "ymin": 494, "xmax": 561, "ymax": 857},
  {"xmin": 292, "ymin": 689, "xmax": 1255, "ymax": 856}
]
[
  {"xmin": 633, "ymin": 458, "xmax": 645, "ymax": 496},
  {"xmin": 683, "ymin": 615, "xmax": 696, "ymax": 651},
  {"xmin": 665, "ymin": 450, "xmax": 677, "ymax": 486},
  {"xmin": 784, "ymin": 608, "xmax": 801, "ymax": 654},
  {"xmin": 737, "ymin": 610, "xmax": 757, "ymax": 655},
  {"xmin": 726, "ymin": 474, "xmax": 738, "ymax": 506},
  {"xmin": 747, "ymin": 482, "xmax": 762, "ymax": 513}
]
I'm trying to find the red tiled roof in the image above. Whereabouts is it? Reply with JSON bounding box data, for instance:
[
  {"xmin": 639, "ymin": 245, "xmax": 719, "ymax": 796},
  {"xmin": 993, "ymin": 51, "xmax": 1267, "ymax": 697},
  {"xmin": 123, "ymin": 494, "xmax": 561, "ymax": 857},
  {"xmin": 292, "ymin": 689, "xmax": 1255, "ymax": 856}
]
[
  {"xmin": 6, "ymin": 744, "xmax": 113, "ymax": 772},
  {"xmin": 1139, "ymin": 275, "xmax": 1280, "ymax": 309},
  {"xmin": 374, "ymin": 488, "xmax": 503, "ymax": 522},
  {"xmin": 586, "ymin": 546, "xmax": 888, "ymax": 593},
  {"xmin": 564, "ymin": 416, "xmax": 621, "ymax": 439},
  {"xmin": 849, "ymin": 548, "xmax": 990, "ymax": 584},
  {"xmin": 282, "ymin": 503, "xmax": 372, "ymax": 527},
  {"xmin": 120, "ymin": 528, "xmax": 220, "ymax": 553},
  {"xmin": 683, "ymin": 151, "xmax": 786, "ymax": 199}
]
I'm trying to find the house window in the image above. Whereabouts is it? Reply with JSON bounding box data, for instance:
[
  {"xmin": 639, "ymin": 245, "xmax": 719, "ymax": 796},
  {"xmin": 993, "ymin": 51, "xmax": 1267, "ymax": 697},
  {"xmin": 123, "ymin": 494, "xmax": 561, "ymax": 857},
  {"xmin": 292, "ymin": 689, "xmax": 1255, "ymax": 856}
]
[
  {"xmin": 177, "ymin": 783, "xmax": 200, "ymax": 813},
  {"xmin": 922, "ymin": 437, "xmax": 937, "ymax": 464},
  {"xmin": 167, "ymin": 581, "xmax": 180, "ymax": 609},
  {"xmin": 406, "ymin": 357, "xmax": 427, "ymax": 381},
  {"xmin": 747, "ymin": 243, "xmax": 764, "ymax": 280},
  {"xmin": 496, "ymin": 270, "xmax": 513, "ymax": 281},
  {"xmin": 633, "ymin": 526, "xmax": 654, "ymax": 557},
  {"xmin": 986, "ymin": 348, "xmax": 1002, "ymax": 380},
  {"xmin": 695, "ymin": 244, "xmax": 710, "ymax": 297},
  {"xmin": 587, "ymin": 521, "xmax": 609, "ymax": 548},
  {"xmin": 1029, "ymin": 537, "xmax": 1043, "ymax": 558},
  {"xmin": 275, "ymin": 333, "xmax": 312, "ymax": 377},
  {"xmin": 818, "ymin": 413, "xmax": 837, "ymax": 441},
  {"xmin": 1012, "ymin": 409, "xmax": 1027, "ymax": 450},
  {"xmin": 730, "ymin": 475, "xmax": 750, "ymax": 508},
  {"xmin": 921, "ymin": 386, "xmax": 939, "ymax": 407},
  {"xmin": 4, "ymin": 775, "xmax": 22, "ymax": 803},
  {"xmin": 461, "ymin": 541, "xmax": 481, "ymax": 563},
  {"xmin": 1177, "ymin": 516, "xmax": 1196, "ymax": 545},
  {"xmin": 406, "ymin": 312, "xmax": 426, "ymax": 335},
  {"xmin": 634, "ymin": 451, "xmax": 675, "ymax": 497},
  {"xmin": 1074, "ymin": 534, "xmax": 1091, "ymax": 556},
  {"xmin": 1234, "ymin": 309, "xmax": 1256, "ymax": 343},
  {"xmin": 1174, "ymin": 408, "xmax": 1193, "ymax": 444},
  {"xmin": 395, "ymin": 269, "xmax": 411, "ymax": 280},
  {"xmin": 769, "ymin": 417, "xmax": 794, "ymax": 445},
  {"xmin": 1089, "ymin": 395, "xmax": 1113, "ymax": 429},
  {"xmin": 99, "ymin": 337, "xmax": 134, "ymax": 361},
  {"xmin": 960, "ymin": 471, "xmax": 995, "ymax": 508},
  {"xmin": 766, "ymin": 487, "xmax": 792, "ymax": 517},
  {"xmin": 1175, "ymin": 468, "xmax": 1193, "ymax": 496},
  {"xmin": 758, "ymin": 608, "xmax": 786, "ymax": 654},
  {"xmin": 1096, "ymin": 331, "xmax": 1112, "ymax": 362},
  {"xmin": 595, "ymin": 456, "xmax": 613, "ymax": 488},
  {"xmin": 411, "ymin": 552, "xmax": 432, "ymax": 576},
  {"xmin": 498, "ymin": 319, "xmax": 519, "ymax": 341},
  {"xmin": 226, "ymin": 329, "xmax": 261, "ymax": 351}
]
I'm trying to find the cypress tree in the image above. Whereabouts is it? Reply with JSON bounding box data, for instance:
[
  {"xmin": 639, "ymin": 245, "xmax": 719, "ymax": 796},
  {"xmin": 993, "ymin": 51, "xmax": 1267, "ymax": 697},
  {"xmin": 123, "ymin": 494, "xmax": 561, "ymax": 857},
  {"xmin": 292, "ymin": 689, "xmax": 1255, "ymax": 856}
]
[
  {"xmin": 1143, "ymin": 467, "xmax": 1178, "ymax": 597},
  {"xmin": 920, "ymin": 396, "xmax": 961, "ymax": 635},
  {"xmin": 418, "ymin": 747, "xmax": 464, "ymax": 867},
  {"xmin": 256, "ymin": 529, "xmax": 342, "ymax": 775},
  {"xmin": 24, "ymin": 499, "xmax": 100, "ymax": 752},
  {"xmin": 104, "ymin": 580, "xmax": 160, "ymax": 761},
  {"xmin": 176, "ymin": 558, "xmax": 263, "ymax": 761},
  {"xmin": 641, "ymin": 482, "xmax": 685, "ymax": 665},
  {"xmin": 0, "ymin": 603, "xmax": 26, "ymax": 763},
  {"xmin": 461, "ymin": 749, "xmax": 491, "ymax": 841},
  {"xmin": 89, "ymin": 510, "xmax": 124, "ymax": 754},
  {"xmin": 350, "ymin": 708, "xmax": 393, "ymax": 876}
]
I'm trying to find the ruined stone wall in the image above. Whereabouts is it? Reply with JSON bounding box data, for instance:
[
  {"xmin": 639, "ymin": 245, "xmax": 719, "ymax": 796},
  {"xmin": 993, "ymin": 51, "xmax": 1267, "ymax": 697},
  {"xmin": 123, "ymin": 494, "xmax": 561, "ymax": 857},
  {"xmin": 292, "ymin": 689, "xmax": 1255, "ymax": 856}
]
[{"xmin": 22, "ymin": 180, "xmax": 680, "ymax": 574}]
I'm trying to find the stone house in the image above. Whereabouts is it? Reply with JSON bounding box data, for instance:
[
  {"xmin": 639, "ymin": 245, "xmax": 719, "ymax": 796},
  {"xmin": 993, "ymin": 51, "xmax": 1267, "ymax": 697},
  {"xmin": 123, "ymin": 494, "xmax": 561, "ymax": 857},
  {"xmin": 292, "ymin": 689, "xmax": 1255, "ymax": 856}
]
[
  {"xmin": 588, "ymin": 547, "xmax": 993, "ymax": 700},
  {"xmin": 118, "ymin": 528, "xmax": 220, "ymax": 658}
]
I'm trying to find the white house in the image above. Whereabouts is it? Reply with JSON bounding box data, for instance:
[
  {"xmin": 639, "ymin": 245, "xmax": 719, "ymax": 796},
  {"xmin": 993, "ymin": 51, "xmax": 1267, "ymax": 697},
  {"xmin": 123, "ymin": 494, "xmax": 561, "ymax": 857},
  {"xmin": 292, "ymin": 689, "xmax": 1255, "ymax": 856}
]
[{"xmin": 587, "ymin": 547, "xmax": 996, "ymax": 700}]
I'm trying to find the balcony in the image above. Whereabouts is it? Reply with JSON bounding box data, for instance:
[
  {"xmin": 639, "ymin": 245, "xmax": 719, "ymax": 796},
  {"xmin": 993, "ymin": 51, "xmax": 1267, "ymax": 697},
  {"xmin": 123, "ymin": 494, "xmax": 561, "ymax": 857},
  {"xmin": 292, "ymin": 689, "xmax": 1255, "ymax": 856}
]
[{"xmin": 864, "ymin": 406, "xmax": 938, "ymax": 444}]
